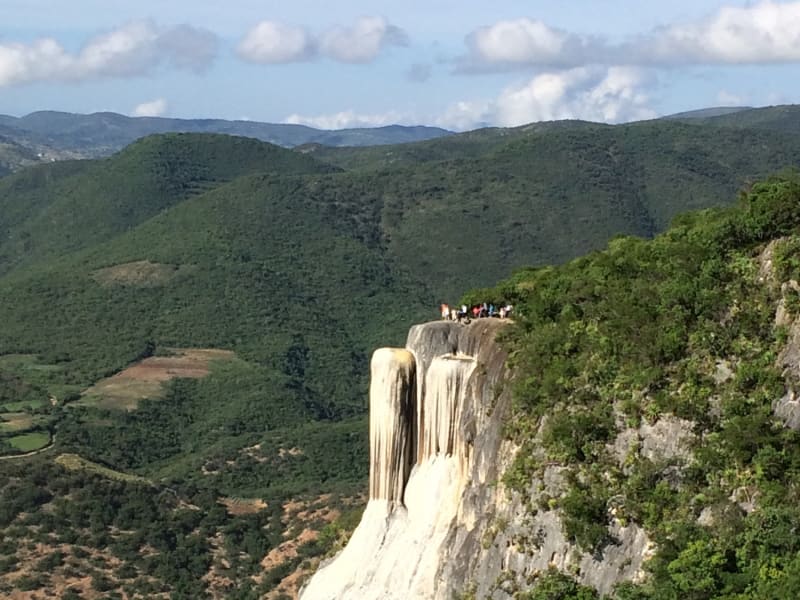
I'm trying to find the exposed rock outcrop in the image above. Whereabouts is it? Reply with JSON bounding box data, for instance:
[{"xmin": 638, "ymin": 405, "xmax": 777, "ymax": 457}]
[
  {"xmin": 300, "ymin": 320, "xmax": 506, "ymax": 599},
  {"xmin": 301, "ymin": 319, "xmax": 673, "ymax": 599}
]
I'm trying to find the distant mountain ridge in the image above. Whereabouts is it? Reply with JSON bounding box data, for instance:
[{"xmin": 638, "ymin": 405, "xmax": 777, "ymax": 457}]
[
  {"xmin": 0, "ymin": 110, "xmax": 452, "ymax": 172},
  {"xmin": 4, "ymin": 104, "xmax": 800, "ymax": 176},
  {"xmin": 663, "ymin": 106, "xmax": 753, "ymax": 120}
]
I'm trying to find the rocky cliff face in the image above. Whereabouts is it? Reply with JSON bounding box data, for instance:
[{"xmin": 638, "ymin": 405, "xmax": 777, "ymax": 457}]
[{"xmin": 300, "ymin": 319, "xmax": 687, "ymax": 599}]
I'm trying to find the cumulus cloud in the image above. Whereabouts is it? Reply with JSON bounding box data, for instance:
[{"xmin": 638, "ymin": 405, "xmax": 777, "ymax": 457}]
[
  {"xmin": 133, "ymin": 98, "xmax": 168, "ymax": 117},
  {"xmin": 319, "ymin": 16, "xmax": 408, "ymax": 63},
  {"xmin": 462, "ymin": 2, "xmax": 800, "ymax": 70},
  {"xmin": 463, "ymin": 18, "xmax": 599, "ymax": 70},
  {"xmin": 286, "ymin": 66, "xmax": 655, "ymax": 132},
  {"xmin": 236, "ymin": 21, "xmax": 315, "ymax": 63},
  {"xmin": 0, "ymin": 20, "xmax": 217, "ymax": 87},
  {"xmin": 237, "ymin": 16, "xmax": 407, "ymax": 65},
  {"xmin": 284, "ymin": 109, "xmax": 407, "ymax": 130},
  {"xmin": 640, "ymin": 1, "xmax": 800, "ymax": 64},
  {"xmin": 437, "ymin": 67, "xmax": 656, "ymax": 130},
  {"xmin": 436, "ymin": 100, "xmax": 491, "ymax": 131}
]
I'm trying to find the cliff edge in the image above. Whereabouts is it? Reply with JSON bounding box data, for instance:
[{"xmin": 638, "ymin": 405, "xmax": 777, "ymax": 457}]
[{"xmin": 301, "ymin": 318, "xmax": 656, "ymax": 599}]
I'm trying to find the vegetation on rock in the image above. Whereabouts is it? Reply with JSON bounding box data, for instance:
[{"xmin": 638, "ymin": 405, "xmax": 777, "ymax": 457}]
[{"xmin": 485, "ymin": 174, "xmax": 800, "ymax": 598}]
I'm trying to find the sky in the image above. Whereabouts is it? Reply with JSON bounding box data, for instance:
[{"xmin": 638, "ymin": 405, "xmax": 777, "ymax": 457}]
[{"xmin": 2, "ymin": 1, "xmax": 800, "ymax": 130}]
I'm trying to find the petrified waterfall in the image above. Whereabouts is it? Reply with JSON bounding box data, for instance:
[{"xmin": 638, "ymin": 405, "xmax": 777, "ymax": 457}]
[
  {"xmin": 419, "ymin": 355, "xmax": 474, "ymax": 461},
  {"xmin": 301, "ymin": 317, "xmax": 656, "ymax": 600},
  {"xmin": 300, "ymin": 321, "xmax": 492, "ymax": 600},
  {"xmin": 369, "ymin": 348, "xmax": 416, "ymax": 503}
]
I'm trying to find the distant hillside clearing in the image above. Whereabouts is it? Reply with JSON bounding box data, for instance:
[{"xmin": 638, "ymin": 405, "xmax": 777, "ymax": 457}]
[
  {"xmin": 79, "ymin": 348, "xmax": 235, "ymax": 410},
  {"xmin": 91, "ymin": 260, "xmax": 183, "ymax": 287}
]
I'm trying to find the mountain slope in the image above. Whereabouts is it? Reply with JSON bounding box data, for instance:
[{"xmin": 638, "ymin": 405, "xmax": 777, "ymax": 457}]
[
  {"xmin": 306, "ymin": 120, "xmax": 800, "ymax": 299},
  {"xmin": 663, "ymin": 106, "xmax": 752, "ymax": 120},
  {"xmin": 455, "ymin": 174, "xmax": 800, "ymax": 599},
  {"xmin": 0, "ymin": 133, "xmax": 336, "ymax": 274},
  {"xmin": 0, "ymin": 134, "xmax": 41, "ymax": 174},
  {"xmin": 0, "ymin": 125, "xmax": 800, "ymax": 597},
  {"xmin": 0, "ymin": 135, "xmax": 434, "ymax": 597},
  {"xmin": 683, "ymin": 104, "xmax": 800, "ymax": 135}
]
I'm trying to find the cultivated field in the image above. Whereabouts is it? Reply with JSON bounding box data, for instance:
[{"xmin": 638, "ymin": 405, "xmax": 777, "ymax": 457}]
[
  {"xmin": 8, "ymin": 431, "xmax": 50, "ymax": 452},
  {"xmin": 78, "ymin": 348, "xmax": 236, "ymax": 410}
]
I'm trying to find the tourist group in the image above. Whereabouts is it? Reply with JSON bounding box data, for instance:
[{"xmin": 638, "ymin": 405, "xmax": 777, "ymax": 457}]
[{"xmin": 440, "ymin": 302, "xmax": 513, "ymax": 323}]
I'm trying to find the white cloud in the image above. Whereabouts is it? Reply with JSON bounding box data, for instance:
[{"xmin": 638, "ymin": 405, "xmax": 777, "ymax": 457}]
[
  {"xmin": 319, "ymin": 16, "xmax": 408, "ymax": 63},
  {"xmin": 462, "ymin": 2, "xmax": 800, "ymax": 70},
  {"xmin": 237, "ymin": 16, "xmax": 407, "ymax": 65},
  {"xmin": 287, "ymin": 66, "xmax": 655, "ymax": 132},
  {"xmin": 642, "ymin": 1, "xmax": 800, "ymax": 64},
  {"xmin": 236, "ymin": 21, "xmax": 315, "ymax": 64},
  {"xmin": 284, "ymin": 109, "xmax": 407, "ymax": 130},
  {"xmin": 0, "ymin": 20, "xmax": 217, "ymax": 87},
  {"xmin": 716, "ymin": 90, "xmax": 745, "ymax": 105},
  {"xmin": 437, "ymin": 67, "xmax": 656, "ymax": 130},
  {"xmin": 75, "ymin": 21, "xmax": 161, "ymax": 78},
  {"xmin": 463, "ymin": 18, "xmax": 597, "ymax": 69},
  {"xmin": 435, "ymin": 100, "xmax": 491, "ymax": 131},
  {"xmin": 0, "ymin": 39, "xmax": 72, "ymax": 88},
  {"xmin": 133, "ymin": 98, "xmax": 168, "ymax": 117}
]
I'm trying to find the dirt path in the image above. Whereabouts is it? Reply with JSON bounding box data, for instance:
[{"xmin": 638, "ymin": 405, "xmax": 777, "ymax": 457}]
[{"xmin": 0, "ymin": 433, "xmax": 55, "ymax": 461}]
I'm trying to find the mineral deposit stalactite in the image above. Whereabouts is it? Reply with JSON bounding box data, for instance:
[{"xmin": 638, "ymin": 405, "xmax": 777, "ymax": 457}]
[
  {"xmin": 419, "ymin": 355, "xmax": 475, "ymax": 461},
  {"xmin": 300, "ymin": 321, "xmax": 508, "ymax": 600},
  {"xmin": 369, "ymin": 348, "xmax": 416, "ymax": 503}
]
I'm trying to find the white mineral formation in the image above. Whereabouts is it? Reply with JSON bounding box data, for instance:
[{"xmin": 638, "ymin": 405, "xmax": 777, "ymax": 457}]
[
  {"xmin": 369, "ymin": 348, "xmax": 416, "ymax": 503},
  {"xmin": 300, "ymin": 319, "xmax": 656, "ymax": 599},
  {"xmin": 300, "ymin": 341, "xmax": 476, "ymax": 600}
]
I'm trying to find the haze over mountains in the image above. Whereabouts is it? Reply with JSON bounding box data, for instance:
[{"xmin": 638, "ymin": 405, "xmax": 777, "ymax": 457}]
[
  {"xmin": 1, "ymin": 104, "xmax": 800, "ymax": 597},
  {"xmin": 0, "ymin": 104, "xmax": 795, "ymax": 174},
  {"xmin": 0, "ymin": 110, "xmax": 451, "ymax": 175}
]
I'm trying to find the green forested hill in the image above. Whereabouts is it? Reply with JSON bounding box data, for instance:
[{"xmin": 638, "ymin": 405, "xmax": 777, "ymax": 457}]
[
  {"xmin": 479, "ymin": 175, "xmax": 800, "ymax": 598},
  {"xmin": 0, "ymin": 133, "xmax": 430, "ymax": 597},
  {"xmin": 0, "ymin": 133, "xmax": 335, "ymax": 275},
  {"xmin": 677, "ymin": 104, "xmax": 800, "ymax": 135},
  {"xmin": 0, "ymin": 120, "xmax": 799, "ymax": 597},
  {"xmin": 306, "ymin": 120, "xmax": 800, "ymax": 298}
]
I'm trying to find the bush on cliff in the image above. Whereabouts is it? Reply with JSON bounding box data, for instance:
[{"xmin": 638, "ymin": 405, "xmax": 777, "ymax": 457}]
[{"xmin": 489, "ymin": 173, "xmax": 800, "ymax": 597}]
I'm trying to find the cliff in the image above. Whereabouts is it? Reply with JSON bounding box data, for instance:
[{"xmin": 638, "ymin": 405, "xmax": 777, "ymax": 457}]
[
  {"xmin": 300, "ymin": 319, "xmax": 665, "ymax": 599},
  {"xmin": 300, "ymin": 178, "xmax": 800, "ymax": 599}
]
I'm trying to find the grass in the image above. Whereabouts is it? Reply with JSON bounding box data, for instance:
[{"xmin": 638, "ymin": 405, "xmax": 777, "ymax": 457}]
[
  {"xmin": 0, "ymin": 413, "xmax": 34, "ymax": 432},
  {"xmin": 0, "ymin": 399, "xmax": 46, "ymax": 412},
  {"xmin": 54, "ymin": 453, "xmax": 151, "ymax": 485},
  {"xmin": 0, "ymin": 354, "xmax": 38, "ymax": 366},
  {"xmin": 0, "ymin": 354, "xmax": 63, "ymax": 375},
  {"xmin": 77, "ymin": 386, "xmax": 163, "ymax": 412},
  {"xmin": 8, "ymin": 431, "xmax": 50, "ymax": 452},
  {"xmin": 0, "ymin": 354, "xmax": 68, "ymax": 401}
]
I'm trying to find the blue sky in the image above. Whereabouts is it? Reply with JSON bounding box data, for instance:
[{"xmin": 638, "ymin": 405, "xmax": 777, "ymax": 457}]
[{"xmin": 2, "ymin": 1, "xmax": 800, "ymax": 129}]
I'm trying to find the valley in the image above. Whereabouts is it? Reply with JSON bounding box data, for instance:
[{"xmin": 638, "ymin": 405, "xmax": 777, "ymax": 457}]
[{"xmin": 1, "ymin": 106, "xmax": 800, "ymax": 597}]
